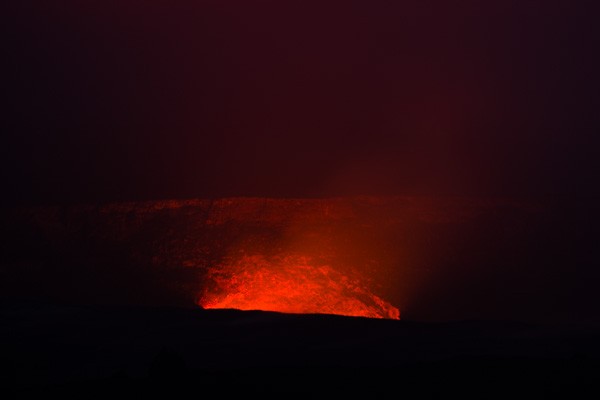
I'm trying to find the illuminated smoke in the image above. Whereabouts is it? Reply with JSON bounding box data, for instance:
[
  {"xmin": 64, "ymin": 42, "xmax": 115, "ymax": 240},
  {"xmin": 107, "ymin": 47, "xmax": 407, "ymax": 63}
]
[{"xmin": 198, "ymin": 254, "xmax": 400, "ymax": 320}]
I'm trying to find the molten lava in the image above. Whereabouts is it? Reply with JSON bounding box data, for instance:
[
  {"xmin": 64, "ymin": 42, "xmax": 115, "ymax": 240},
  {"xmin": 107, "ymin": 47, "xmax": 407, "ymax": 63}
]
[{"xmin": 198, "ymin": 255, "xmax": 400, "ymax": 319}]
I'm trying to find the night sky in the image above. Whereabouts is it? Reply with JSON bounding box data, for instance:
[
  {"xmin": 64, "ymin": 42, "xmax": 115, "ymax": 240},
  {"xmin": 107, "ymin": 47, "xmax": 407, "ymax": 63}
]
[{"xmin": 2, "ymin": 0, "xmax": 599, "ymax": 205}]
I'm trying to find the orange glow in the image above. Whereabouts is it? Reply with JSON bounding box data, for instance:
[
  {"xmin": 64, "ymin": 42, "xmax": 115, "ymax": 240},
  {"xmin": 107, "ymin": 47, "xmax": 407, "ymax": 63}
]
[{"xmin": 198, "ymin": 254, "xmax": 400, "ymax": 320}]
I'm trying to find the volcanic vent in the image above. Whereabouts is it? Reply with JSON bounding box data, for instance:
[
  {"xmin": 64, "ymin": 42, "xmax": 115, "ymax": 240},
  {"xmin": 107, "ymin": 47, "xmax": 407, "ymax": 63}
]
[
  {"xmin": 0, "ymin": 196, "xmax": 537, "ymax": 321},
  {"xmin": 199, "ymin": 254, "xmax": 400, "ymax": 320}
]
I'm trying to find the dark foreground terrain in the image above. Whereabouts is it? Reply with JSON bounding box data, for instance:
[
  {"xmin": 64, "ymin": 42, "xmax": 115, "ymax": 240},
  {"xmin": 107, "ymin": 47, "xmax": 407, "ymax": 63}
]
[{"xmin": 2, "ymin": 301, "xmax": 599, "ymax": 398}]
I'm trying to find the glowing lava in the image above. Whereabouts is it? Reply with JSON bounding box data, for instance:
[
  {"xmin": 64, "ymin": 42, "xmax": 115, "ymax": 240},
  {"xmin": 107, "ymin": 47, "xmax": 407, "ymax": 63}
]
[{"xmin": 198, "ymin": 254, "xmax": 400, "ymax": 319}]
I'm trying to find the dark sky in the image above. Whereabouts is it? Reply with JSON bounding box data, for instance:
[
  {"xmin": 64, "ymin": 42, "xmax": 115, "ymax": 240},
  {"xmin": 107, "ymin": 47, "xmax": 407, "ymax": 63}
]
[{"xmin": 2, "ymin": 0, "xmax": 598, "ymax": 205}]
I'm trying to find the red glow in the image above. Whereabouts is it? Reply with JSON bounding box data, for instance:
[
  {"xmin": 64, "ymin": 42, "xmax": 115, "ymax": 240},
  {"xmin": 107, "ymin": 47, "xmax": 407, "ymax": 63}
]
[{"xmin": 198, "ymin": 255, "xmax": 400, "ymax": 320}]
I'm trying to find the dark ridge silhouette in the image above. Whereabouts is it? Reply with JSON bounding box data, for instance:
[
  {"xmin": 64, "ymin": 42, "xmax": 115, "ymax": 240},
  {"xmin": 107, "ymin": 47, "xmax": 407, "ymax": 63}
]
[{"xmin": 2, "ymin": 303, "xmax": 599, "ymax": 397}]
